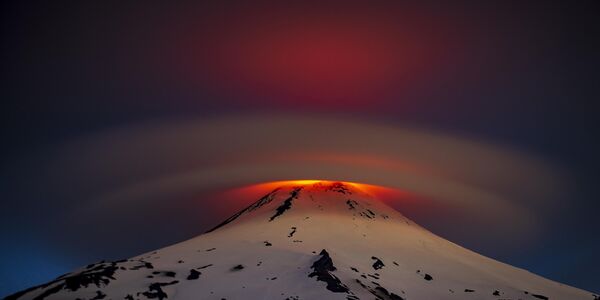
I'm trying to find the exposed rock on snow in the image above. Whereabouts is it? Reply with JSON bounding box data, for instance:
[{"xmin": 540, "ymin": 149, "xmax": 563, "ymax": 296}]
[{"xmin": 5, "ymin": 182, "xmax": 597, "ymax": 300}]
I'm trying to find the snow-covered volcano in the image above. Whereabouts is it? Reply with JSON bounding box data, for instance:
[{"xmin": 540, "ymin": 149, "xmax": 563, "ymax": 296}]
[{"xmin": 6, "ymin": 182, "xmax": 597, "ymax": 300}]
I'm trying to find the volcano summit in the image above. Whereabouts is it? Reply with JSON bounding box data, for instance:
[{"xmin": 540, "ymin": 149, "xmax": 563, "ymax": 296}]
[{"xmin": 6, "ymin": 182, "xmax": 596, "ymax": 300}]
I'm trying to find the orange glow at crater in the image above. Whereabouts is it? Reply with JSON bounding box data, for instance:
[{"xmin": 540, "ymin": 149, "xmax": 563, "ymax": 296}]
[
  {"xmin": 225, "ymin": 179, "xmax": 410, "ymax": 202},
  {"xmin": 203, "ymin": 179, "xmax": 441, "ymax": 241}
]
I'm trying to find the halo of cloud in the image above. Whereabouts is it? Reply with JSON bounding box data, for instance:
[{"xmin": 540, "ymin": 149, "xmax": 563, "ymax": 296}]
[{"xmin": 12, "ymin": 114, "xmax": 559, "ymax": 245}]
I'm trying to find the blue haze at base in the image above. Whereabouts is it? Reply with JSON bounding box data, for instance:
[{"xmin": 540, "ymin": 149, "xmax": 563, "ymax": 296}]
[{"xmin": 0, "ymin": 243, "xmax": 73, "ymax": 298}]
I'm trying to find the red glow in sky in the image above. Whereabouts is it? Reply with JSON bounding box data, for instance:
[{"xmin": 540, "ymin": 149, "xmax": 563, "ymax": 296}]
[
  {"xmin": 210, "ymin": 24, "xmax": 405, "ymax": 106},
  {"xmin": 173, "ymin": 2, "xmax": 453, "ymax": 109}
]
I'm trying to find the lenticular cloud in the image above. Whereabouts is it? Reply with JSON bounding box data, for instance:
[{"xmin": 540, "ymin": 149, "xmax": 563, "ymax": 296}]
[{"xmin": 32, "ymin": 114, "xmax": 568, "ymax": 246}]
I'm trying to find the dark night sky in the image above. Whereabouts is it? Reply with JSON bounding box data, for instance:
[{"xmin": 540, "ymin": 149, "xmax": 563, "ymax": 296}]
[{"xmin": 1, "ymin": 1, "xmax": 599, "ymax": 297}]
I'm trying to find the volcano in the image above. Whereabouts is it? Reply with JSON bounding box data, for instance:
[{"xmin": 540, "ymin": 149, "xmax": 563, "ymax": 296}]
[{"xmin": 6, "ymin": 182, "xmax": 597, "ymax": 300}]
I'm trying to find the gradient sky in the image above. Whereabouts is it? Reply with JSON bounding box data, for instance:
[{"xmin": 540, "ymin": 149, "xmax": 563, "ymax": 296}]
[{"xmin": 1, "ymin": 0, "xmax": 599, "ymax": 297}]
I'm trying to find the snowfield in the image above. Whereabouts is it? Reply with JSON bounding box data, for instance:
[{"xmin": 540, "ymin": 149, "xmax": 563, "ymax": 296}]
[{"xmin": 6, "ymin": 182, "xmax": 597, "ymax": 300}]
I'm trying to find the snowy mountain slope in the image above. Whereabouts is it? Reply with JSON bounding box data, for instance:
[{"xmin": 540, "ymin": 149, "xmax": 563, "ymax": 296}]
[{"xmin": 6, "ymin": 181, "xmax": 598, "ymax": 300}]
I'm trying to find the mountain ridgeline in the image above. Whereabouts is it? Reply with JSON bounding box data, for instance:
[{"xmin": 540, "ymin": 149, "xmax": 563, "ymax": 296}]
[{"xmin": 6, "ymin": 181, "xmax": 597, "ymax": 300}]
